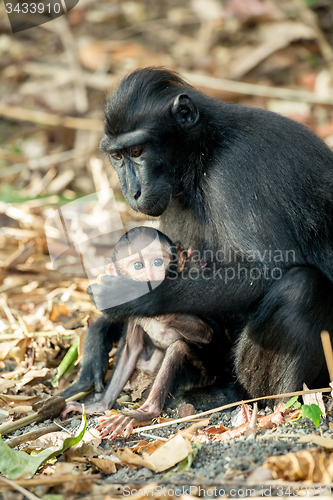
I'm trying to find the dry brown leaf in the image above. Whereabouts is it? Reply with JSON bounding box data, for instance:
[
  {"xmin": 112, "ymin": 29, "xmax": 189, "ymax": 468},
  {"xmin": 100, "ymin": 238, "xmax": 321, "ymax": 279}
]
[
  {"xmin": 0, "ymin": 394, "xmax": 42, "ymax": 407},
  {"xmin": 30, "ymin": 431, "xmax": 70, "ymax": 449},
  {"xmin": 142, "ymin": 434, "xmax": 193, "ymax": 472},
  {"xmin": 49, "ymin": 303, "xmax": 69, "ymax": 322},
  {"xmin": 0, "ymin": 378, "xmax": 16, "ymax": 393},
  {"xmin": 1, "ymin": 366, "xmax": 27, "ymax": 379},
  {"xmin": 225, "ymin": 0, "xmax": 283, "ymax": 19},
  {"xmin": 264, "ymin": 448, "xmax": 333, "ymax": 482},
  {"xmin": 128, "ymin": 369, "xmax": 152, "ymax": 402},
  {"xmin": 17, "ymin": 367, "xmax": 50, "ymax": 388},
  {"xmin": 116, "ymin": 447, "xmax": 151, "ymax": 470},
  {"xmin": 0, "ymin": 337, "xmax": 31, "ymax": 362},
  {"xmin": 179, "ymin": 418, "xmax": 211, "ymax": 440},
  {"xmin": 232, "ymin": 403, "xmax": 252, "ymax": 426},
  {"xmin": 198, "ymin": 401, "xmax": 289, "ymax": 443},
  {"xmin": 131, "ymin": 440, "xmax": 162, "ymax": 454},
  {"xmin": 79, "ymin": 41, "xmax": 144, "ymax": 72},
  {"xmin": 117, "ymin": 434, "xmax": 193, "ymax": 472},
  {"xmin": 88, "ymin": 457, "xmax": 117, "ymax": 474},
  {"xmin": 31, "ymin": 427, "xmax": 101, "ymax": 453},
  {"xmin": 230, "ymin": 21, "xmax": 316, "ymax": 79}
]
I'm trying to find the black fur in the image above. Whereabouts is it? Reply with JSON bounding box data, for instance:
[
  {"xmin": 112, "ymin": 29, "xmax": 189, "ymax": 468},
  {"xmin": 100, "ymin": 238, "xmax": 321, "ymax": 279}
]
[{"xmin": 66, "ymin": 67, "xmax": 333, "ymax": 401}]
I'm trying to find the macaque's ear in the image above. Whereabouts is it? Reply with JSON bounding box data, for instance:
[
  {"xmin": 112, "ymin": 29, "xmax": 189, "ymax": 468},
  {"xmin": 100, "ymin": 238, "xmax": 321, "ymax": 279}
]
[
  {"xmin": 171, "ymin": 94, "xmax": 199, "ymax": 126},
  {"xmin": 108, "ymin": 262, "xmax": 119, "ymax": 276},
  {"xmin": 176, "ymin": 242, "xmax": 187, "ymax": 272}
]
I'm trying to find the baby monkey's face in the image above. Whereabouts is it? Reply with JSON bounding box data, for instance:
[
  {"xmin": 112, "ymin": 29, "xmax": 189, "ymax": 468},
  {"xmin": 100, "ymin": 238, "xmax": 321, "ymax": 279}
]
[{"xmin": 114, "ymin": 239, "xmax": 171, "ymax": 282}]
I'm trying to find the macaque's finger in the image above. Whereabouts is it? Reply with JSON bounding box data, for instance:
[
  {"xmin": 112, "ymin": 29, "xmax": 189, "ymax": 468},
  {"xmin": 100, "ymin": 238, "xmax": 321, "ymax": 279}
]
[
  {"xmin": 98, "ymin": 275, "xmax": 115, "ymax": 285},
  {"xmin": 60, "ymin": 401, "xmax": 83, "ymax": 419}
]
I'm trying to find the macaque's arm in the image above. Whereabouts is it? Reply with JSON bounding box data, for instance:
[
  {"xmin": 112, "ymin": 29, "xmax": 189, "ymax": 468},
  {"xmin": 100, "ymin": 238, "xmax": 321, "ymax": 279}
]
[{"xmin": 155, "ymin": 314, "xmax": 213, "ymax": 344}]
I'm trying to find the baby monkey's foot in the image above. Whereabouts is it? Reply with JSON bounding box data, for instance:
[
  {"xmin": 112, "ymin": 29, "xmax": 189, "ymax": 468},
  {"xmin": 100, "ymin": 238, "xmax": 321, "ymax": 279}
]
[{"xmin": 97, "ymin": 407, "xmax": 157, "ymax": 440}]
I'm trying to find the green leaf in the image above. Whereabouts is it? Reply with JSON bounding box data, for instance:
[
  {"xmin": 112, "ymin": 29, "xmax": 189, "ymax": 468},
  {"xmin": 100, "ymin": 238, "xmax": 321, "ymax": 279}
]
[
  {"xmin": 42, "ymin": 496, "xmax": 63, "ymax": 500},
  {"xmin": 301, "ymin": 404, "xmax": 323, "ymax": 428},
  {"xmin": 284, "ymin": 396, "xmax": 301, "ymax": 409},
  {"xmin": 303, "ymin": 0, "xmax": 321, "ymax": 5},
  {"xmin": 52, "ymin": 338, "xmax": 79, "ymax": 387},
  {"xmin": 0, "ymin": 410, "xmax": 86, "ymax": 479}
]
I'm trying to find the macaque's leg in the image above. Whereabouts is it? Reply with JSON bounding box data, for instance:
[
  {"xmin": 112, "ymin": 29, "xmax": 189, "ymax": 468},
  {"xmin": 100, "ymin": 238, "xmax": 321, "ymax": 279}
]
[
  {"xmin": 155, "ymin": 314, "xmax": 214, "ymax": 343},
  {"xmin": 97, "ymin": 339, "xmax": 215, "ymax": 439},
  {"xmin": 61, "ymin": 320, "xmax": 144, "ymax": 418}
]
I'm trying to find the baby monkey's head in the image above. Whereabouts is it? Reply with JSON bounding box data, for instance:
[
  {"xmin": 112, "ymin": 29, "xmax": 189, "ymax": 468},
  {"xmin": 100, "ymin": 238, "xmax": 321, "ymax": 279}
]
[{"xmin": 109, "ymin": 227, "xmax": 186, "ymax": 282}]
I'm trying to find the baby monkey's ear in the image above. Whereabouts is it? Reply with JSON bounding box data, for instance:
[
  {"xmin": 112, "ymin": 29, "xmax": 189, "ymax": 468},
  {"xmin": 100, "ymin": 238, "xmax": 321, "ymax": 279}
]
[
  {"xmin": 108, "ymin": 262, "xmax": 119, "ymax": 276},
  {"xmin": 175, "ymin": 242, "xmax": 187, "ymax": 273}
]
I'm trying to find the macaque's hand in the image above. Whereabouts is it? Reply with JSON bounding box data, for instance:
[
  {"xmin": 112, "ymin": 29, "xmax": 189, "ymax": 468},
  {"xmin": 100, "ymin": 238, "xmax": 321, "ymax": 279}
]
[
  {"xmin": 87, "ymin": 275, "xmax": 158, "ymax": 313},
  {"xmin": 61, "ymin": 400, "xmax": 109, "ymax": 419}
]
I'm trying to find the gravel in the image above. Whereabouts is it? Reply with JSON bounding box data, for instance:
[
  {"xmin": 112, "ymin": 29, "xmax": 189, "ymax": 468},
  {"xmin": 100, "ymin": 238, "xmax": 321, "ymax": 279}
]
[{"xmin": 3, "ymin": 385, "xmax": 331, "ymax": 496}]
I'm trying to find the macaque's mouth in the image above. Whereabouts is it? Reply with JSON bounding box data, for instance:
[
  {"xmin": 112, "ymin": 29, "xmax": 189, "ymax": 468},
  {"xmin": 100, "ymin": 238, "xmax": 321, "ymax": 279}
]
[{"xmin": 135, "ymin": 192, "xmax": 172, "ymax": 217}]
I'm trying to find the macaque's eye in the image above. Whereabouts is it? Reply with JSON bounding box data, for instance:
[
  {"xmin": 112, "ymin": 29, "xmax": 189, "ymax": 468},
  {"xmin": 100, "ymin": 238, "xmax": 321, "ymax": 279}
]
[
  {"xmin": 111, "ymin": 152, "xmax": 123, "ymax": 160},
  {"xmin": 129, "ymin": 148, "xmax": 142, "ymax": 157},
  {"xmin": 133, "ymin": 261, "xmax": 144, "ymax": 271},
  {"xmin": 153, "ymin": 258, "xmax": 164, "ymax": 267}
]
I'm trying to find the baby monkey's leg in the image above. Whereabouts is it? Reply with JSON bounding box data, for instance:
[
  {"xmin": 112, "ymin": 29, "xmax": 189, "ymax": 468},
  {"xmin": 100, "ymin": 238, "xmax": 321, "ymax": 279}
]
[
  {"xmin": 97, "ymin": 339, "xmax": 214, "ymax": 439},
  {"xmin": 156, "ymin": 314, "xmax": 213, "ymax": 343},
  {"xmin": 61, "ymin": 320, "xmax": 144, "ymax": 418}
]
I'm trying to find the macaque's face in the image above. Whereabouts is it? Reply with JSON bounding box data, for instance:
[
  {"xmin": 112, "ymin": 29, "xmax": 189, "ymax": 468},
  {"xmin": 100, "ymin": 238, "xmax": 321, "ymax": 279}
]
[{"xmin": 112, "ymin": 238, "xmax": 172, "ymax": 282}]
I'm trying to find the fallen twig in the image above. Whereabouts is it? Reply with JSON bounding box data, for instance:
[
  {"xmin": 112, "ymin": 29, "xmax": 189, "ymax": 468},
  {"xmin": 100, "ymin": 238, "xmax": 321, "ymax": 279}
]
[
  {"xmin": 321, "ymin": 330, "xmax": 333, "ymax": 381},
  {"xmin": 0, "ymin": 476, "xmax": 41, "ymax": 500},
  {"xmin": 133, "ymin": 387, "xmax": 331, "ymax": 435},
  {"xmin": 0, "ymin": 103, "xmax": 103, "ymax": 131},
  {"xmin": 182, "ymin": 71, "xmax": 333, "ymax": 104},
  {"xmin": 5, "ymin": 417, "xmax": 77, "ymax": 448}
]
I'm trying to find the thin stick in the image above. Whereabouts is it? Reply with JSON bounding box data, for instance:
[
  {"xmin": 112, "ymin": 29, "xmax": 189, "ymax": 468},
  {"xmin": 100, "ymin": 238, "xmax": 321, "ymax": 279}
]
[
  {"xmin": 182, "ymin": 71, "xmax": 333, "ymax": 105},
  {"xmin": 5, "ymin": 418, "xmax": 76, "ymax": 448},
  {"xmin": 0, "ymin": 476, "xmax": 41, "ymax": 500},
  {"xmin": 321, "ymin": 331, "xmax": 333, "ymax": 381},
  {"xmin": 0, "ymin": 149, "xmax": 83, "ymax": 179},
  {"xmin": 133, "ymin": 386, "xmax": 331, "ymax": 434},
  {"xmin": 0, "ymin": 103, "xmax": 103, "ymax": 131}
]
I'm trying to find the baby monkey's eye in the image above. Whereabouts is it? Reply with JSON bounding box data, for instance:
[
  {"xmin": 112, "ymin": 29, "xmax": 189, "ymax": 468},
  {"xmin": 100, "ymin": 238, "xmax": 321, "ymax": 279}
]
[
  {"xmin": 153, "ymin": 258, "xmax": 164, "ymax": 267},
  {"xmin": 133, "ymin": 261, "xmax": 144, "ymax": 271},
  {"xmin": 111, "ymin": 152, "xmax": 123, "ymax": 160}
]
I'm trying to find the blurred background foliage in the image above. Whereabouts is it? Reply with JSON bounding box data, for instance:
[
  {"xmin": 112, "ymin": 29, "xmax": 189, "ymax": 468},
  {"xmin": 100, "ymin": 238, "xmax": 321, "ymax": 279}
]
[{"xmin": 1, "ymin": 0, "xmax": 333, "ymax": 344}]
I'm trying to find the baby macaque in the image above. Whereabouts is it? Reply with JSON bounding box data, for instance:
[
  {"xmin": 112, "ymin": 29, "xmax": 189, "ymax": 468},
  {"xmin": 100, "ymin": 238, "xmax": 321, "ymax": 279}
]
[{"xmin": 61, "ymin": 227, "xmax": 220, "ymax": 440}]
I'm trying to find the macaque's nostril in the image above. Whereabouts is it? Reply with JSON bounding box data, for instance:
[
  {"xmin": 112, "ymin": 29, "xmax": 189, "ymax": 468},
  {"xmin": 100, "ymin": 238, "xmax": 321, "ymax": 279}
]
[{"xmin": 133, "ymin": 190, "xmax": 141, "ymax": 200}]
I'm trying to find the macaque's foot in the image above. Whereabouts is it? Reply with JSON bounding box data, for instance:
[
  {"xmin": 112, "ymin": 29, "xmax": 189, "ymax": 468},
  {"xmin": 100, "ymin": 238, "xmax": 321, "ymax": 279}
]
[
  {"xmin": 61, "ymin": 400, "xmax": 109, "ymax": 419},
  {"xmin": 97, "ymin": 407, "xmax": 157, "ymax": 440}
]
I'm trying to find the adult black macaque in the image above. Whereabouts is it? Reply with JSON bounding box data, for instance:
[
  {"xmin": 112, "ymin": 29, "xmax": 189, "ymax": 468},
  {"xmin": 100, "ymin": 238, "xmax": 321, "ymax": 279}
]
[
  {"xmin": 63, "ymin": 67, "xmax": 333, "ymax": 405},
  {"xmin": 62, "ymin": 227, "xmax": 222, "ymax": 439}
]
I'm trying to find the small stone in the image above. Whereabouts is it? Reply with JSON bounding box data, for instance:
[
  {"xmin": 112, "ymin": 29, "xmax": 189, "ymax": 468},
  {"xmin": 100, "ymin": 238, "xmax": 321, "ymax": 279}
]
[
  {"xmin": 134, "ymin": 467, "xmax": 154, "ymax": 478},
  {"xmin": 178, "ymin": 403, "xmax": 196, "ymax": 418}
]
